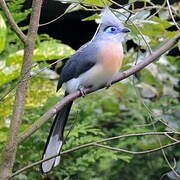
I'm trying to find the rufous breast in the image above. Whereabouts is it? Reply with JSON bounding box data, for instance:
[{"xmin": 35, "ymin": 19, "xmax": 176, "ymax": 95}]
[{"xmin": 98, "ymin": 41, "xmax": 124, "ymax": 74}]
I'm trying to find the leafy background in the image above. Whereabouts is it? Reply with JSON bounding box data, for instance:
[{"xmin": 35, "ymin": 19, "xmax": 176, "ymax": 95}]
[{"xmin": 0, "ymin": 0, "xmax": 179, "ymax": 180}]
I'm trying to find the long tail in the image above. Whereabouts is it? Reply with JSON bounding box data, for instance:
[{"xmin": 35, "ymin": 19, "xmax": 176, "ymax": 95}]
[{"xmin": 40, "ymin": 97, "xmax": 73, "ymax": 174}]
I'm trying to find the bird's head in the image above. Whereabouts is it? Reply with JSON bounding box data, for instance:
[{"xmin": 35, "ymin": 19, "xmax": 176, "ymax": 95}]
[{"xmin": 97, "ymin": 8, "xmax": 130, "ymax": 41}]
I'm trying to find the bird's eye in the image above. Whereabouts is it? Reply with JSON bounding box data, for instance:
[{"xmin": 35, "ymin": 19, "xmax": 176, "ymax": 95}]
[
  {"xmin": 104, "ymin": 26, "xmax": 118, "ymax": 33},
  {"xmin": 110, "ymin": 27, "xmax": 116, "ymax": 31}
]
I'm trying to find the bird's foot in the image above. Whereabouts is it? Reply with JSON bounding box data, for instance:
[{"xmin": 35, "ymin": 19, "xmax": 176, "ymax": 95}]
[
  {"xmin": 105, "ymin": 81, "xmax": 112, "ymax": 89},
  {"xmin": 78, "ymin": 87, "xmax": 86, "ymax": 97}
]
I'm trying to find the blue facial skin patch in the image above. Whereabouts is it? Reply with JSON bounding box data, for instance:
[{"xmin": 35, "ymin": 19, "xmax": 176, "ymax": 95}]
[
  {"xmin": 104, "ymin": 26, "xmax": 131, "ymax": 34},
  {"xmin": 104, "ymin": 26, "xmax": 120, "ymax": 34}
]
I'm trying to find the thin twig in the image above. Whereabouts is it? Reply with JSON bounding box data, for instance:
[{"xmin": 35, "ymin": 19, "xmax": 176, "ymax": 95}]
[
  {"xmin": 146, "ymin": 0, "xmax": 167, "ymax": 21},
  {"xmin": 109, "ymin": 0, "xmax": 134, "ymax": 14},
  {"xmin": 59, "ymin": 0, "xmax": 103, "ymax": 9},
  {"xmin": 0, "ymin": 0, "xmax": 26, "ymax": 42},
  {"xmin": 11, "ymin": 131, "xmax": 180, "ymax": 178},
  {"xmin": 39, "ymin": 1, "xmax": 81, "ymax": 27},
  {"xmin": 132, "ymin": 5, "xmax": 179, "ymax": 16},
  {"xmin": 94, "ymin": 141, "xmax": 180, "ymax": 154},
  {"xmin": 164, "ymin": 133, "xmax": 180, "ymax": 142},
  {"xmin": 166, "ymin": 0, "xmax": 180, "ymax": 30}
]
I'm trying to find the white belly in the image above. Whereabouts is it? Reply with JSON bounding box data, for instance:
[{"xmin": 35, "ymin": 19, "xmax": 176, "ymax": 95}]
[{"xmin": 65, "ymin": 64, "xmax": 117, "ymax": 93}]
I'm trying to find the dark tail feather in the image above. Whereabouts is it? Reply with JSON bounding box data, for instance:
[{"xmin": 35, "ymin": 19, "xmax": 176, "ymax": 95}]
[{"xmin": 40, "ymin": 98, "xmax": 73, "ymax": 174}]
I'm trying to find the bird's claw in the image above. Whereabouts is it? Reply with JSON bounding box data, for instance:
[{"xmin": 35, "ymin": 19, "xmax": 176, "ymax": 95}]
[
  {"xmin": 105, "ymin": 81, "xmax": 112, "ymax": 89},
  {"xmin": 79, "ymin": 87, "xmax": 86, "ymax": 97}
]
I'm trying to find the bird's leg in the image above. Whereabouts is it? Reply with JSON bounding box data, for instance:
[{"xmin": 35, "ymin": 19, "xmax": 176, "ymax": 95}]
[
  {"xmin": 105, "ymin": 80, "xmax": 112, "ymax": 89},
  {"xmin": 78, "ymin": 86, "xmax": 86, "ymax": 97}
]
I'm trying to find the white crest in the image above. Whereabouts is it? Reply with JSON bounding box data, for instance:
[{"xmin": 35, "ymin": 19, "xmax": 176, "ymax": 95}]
[{"xmin": 100, "ymin": 8, "xmax": 123, "ymax": 28}]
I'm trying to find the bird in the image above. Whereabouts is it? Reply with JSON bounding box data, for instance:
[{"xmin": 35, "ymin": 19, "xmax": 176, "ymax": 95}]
[{"xmin": 40, "ymin": 8, "xmax": 130, "ymax": 174}]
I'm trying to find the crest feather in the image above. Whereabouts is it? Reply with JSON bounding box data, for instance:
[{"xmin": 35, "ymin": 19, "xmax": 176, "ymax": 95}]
[{"xmin": 100, "ymin": 8, "xmax": 123, "ymax": 28}]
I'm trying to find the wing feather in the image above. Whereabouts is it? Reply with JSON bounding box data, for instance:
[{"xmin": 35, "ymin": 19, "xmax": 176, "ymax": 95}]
[{"xmin": 57, "ymin": 41, "xmax": 98, "ymax": 91}]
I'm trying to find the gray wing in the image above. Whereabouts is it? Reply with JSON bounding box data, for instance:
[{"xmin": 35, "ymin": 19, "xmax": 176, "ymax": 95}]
[{"xmin": 57, "ymin": 41, "xmax": 98, "ymax": 91}]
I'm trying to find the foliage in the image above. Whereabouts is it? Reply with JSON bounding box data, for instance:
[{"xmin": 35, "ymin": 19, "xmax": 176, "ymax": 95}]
[
  {"xmin": 0, "ymin": 0, "xmax": 180, "ymax": 180},
  {"xmin": 60, "ymin": 0, "xmax": 111, "ymax": 6},
  {"xmin": 0, "ymin": 14, "xmax": 7, "ymax": 53},
  {"xmin": 0, "ymin": 0, "xmax": 73, "ymax": 159}
]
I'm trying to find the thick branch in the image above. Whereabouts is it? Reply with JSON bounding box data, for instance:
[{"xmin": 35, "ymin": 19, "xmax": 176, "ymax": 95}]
[
  {"xmin": 0, "ymin": 0, "xmax": 43, "ymax": 179},
  {"xmin": 12, "ymin": 131, "xmax": 180, "ymax": 177},
  {"xmin": 0, "ymin": 0, "xmax": 26, "ymax": 42},
  {"xmin": 17, "ymin": 32, "xmax": 180, "ymax": 144}
]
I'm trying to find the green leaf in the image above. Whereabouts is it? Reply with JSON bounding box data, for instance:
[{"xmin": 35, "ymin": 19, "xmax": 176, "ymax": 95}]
[
  {"xmin": 150, "ymin": 16, "xmax": 172, "ymax": 29},
  {"xmin": 167, "ymin": 56, "xmax": 180, "ymax": 68},
  {"xmin": 0, "ymin": 127, "xmax": 8, "ymax": 143},
  {"xmin": 82, "ymin": 13, "xmax": 100, "ymax": 21},
  {"xmin": 0, "ymin": 14, "xmax": 7, "ymax": 53},
  {"xmin": 83, "ymin": 0, "xmax": 111, "ymax": 6},
  {"xmin": 0, "ymin": 63, "xmax": 20, "ymax": 86},
  {"xmin": 5, "ymin": 50, "xmax": 23, "ymax": 66},
  {"xmin": 33, "ymin": 40, "xmax": 75, "ymax": 62},
  {"xmin": 25, "ymin": 77, "xmax": 56, "ymax": 109},
  {"xmin": 130, "ymin": 10, "xmax": 150, "ymax": 21},
  {"xmin": 7, "ymin": 0, "xmax": 31, "ymax": 23},
  {"xmin": 61, "ymin": 0, "xmax": 111, "ymax": 6},
  {"xmin": 139, "ymin": 16, "xmax": 176, "ymax": 45},
  {"xmin": 6, "ymin": 40, "xmax": 74, "ymax": 65},
  {"xmin": 128, "ymin": 33, "xmax": 151, "ymax": 48},
  {"xmin": 137, "ymin": 136, "xmax": 170, "ymax": 150},
  {"xmin": 137, "ymin": 68, "xmax": 158, "ymax": 86}
]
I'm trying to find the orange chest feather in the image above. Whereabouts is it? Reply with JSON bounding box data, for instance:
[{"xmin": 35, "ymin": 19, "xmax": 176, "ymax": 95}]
[{"xmin": 98, "ymin": 42, "xmax": 124, "ymax": 73}]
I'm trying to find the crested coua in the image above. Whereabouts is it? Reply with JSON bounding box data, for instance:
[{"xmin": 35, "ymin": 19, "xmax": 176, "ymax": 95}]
[{"xmin": 41, "ymin": 8, "xmax": 130, "ymax": 174}]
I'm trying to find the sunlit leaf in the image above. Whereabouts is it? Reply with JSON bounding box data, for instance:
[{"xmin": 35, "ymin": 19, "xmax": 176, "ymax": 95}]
[
  {"xmin": 33, "ymin": 40, "xmax": 75, "ymax": 62},
  {"xmin": 0, "ymin": 64, "xmax": 20, "ymax": 86},
  {"xmin": 78, "ymin": 0, "xmax": 111, "ymax": 6},
  {"xmin": 57, "ymin": 0, "xmax": 111, "ymax": 6},
  {"xmin": 6, "ymin": 41, "xmax": 74, "ymax": 65},
  {"xmin": 130, "ymin": 10, "xmax": 150, "ymax": 21},
  {"xmin": 0, "ymin": 95, "xmax": 14, "ymax": 126},
  {"xmin": 0, "ymin": 14, "xmax": 7, "ymax": 53},
  {"xmin": 25, "ymin": 77, "xmax": 56, "ymax": 109},
  {"xmin": 82, "ymin": 13, "xmax": 100, "ymax": 21}
]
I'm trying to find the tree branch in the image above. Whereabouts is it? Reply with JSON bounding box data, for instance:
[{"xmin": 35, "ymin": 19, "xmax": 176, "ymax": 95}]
[
  {"xmin": 0, "ymin": 0, "xmax": 26, "ymax": 42},
  {"xmin": 0, "ymin": 0, "xmax": 43, "ymax": 179},
  {"xmin": 166, "ymin": 0, "xmax": 180, "ymax": 30},
  {"xmin": 109, "ymin": 0, "xmax": 134, "ymax": 14},
  {"xmin": 17, "ymin": 32, "xmax": 180, "ymax": 144},
  {"xmin": 11, "ymin": 131, "xmax": 180, "ymax": 177},
  {"xmin": 94, "ymin": 141, "xmax": 180, "ymax": 155}
]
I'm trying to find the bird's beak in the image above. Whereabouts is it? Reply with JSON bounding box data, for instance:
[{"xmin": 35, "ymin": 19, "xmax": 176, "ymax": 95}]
[{"xmin": 121, "ymin": 27, "xmax": 131, "ymax": 33}]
